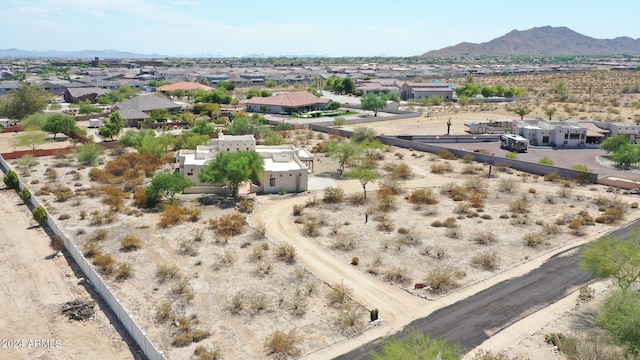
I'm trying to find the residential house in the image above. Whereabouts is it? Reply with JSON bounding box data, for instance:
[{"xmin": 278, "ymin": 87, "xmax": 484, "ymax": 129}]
[
  {"xmin": 64, "ymin": 87, "xmax": 110, "ymax": 104},
  {"xmin": 591, "ymin": 121, "xmax": 640, "ymax": 142},
  {"xmin": 464, "ymin": 119, "xmax": 512, "ymax": 134},
  {"xmin": 176, "ymin": 133, "xmax": 312, "ymax": 194},
  {"xmin": 513, "ymin": 120, "xmax": 587, "ymax": 147},
  {"xmin": 0, "ymin": 81, "xmax": 20, "ymax": 95},
  {"xmin": 157, "ymin": 82, "xmax": 213, "ymax": 93},
  {"xmin": 112, "ymin": 94, "xmax": 181, "ymax": 127},
  {"xmin": 400, "ymin": 82, "xmax": 453, "ymax": 101},
  {"xmin": 245, "ymin": 90, "xmax": 330, "ymax": 114}
]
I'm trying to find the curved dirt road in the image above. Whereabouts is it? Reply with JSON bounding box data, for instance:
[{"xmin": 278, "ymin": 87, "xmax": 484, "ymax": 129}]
[{"xmin": 250, "ymin": 179, "xmax": 623, "ymax": 360}]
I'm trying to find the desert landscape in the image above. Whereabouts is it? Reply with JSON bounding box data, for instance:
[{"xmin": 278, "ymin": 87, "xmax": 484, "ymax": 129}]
[{"xmin": 2, "ymin": 70, "xmax": 640, "ymax": 360}]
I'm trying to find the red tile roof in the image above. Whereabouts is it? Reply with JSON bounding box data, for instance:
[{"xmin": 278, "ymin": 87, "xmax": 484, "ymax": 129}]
[
  {"xmin": 157, "ymin": 82, "xmax": 213, "ymax": 92},
  {"xmin": 246, "ymin": 91, "xmax": 330, "ymax": 107}
]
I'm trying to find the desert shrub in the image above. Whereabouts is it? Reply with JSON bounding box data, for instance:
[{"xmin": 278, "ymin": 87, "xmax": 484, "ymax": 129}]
[
  {"xmin": 397, "ymin": 227, "xmax": 409, "ymax": 235},
  {"xmin": 327, "ymin": 282, "xmax": 352, "ymax": 307},
  {"xmin": 193, "ymin": 345, "xmax": 221, "ymax": 360},
  {"xmin": 92, "ymin": 254, "xmax": 115, "ymax": 275},
  {"xmin": 238, "ymin": 199, "xmax": 255, "ymax": 213},
  {"xmin": 383, "ymin": 162, "xmax": 414, "ymax": 180},
  {"xmin": 276, "ymin": 244, "xmax": 296, "ymax": 264},
  {"xmin": 472, "ymin": 231, "xmax": 495, "ymax": 245},
  {"xmin": 115, "ymin": 263, "xmax": 133, "ymax": 280},
  {"xmin": 445, "ymin": 227, "xmax": 462, "ymax": 238},
  {"xmin": 505, "ymin": 152, "xmax": 518, "ymax": 159},
  {"xmin": 159, "ymin": 205, "xmax": 186, "ymax": 228},
  {"xmin": 178, "ymin": 239, "xmax": 198, "ymax": 256},
  {"xmin": 544, "ymin": 172, "xmax": 563, "ymax": 182},
  {"xmin": 377, "ymin": 188, "xmax": 397, "ymax": 212},
  {"xmin": 462, "ymin": 153, "xmax": 475, "ymax": 163},
  {"xmin": 170, "ymin": 277, "xmax": 194, "ymax": 302},
  {"xmin": 408, "ymin": 188, "xmax": 438, "ymax": 205},
  {"xmin": 172, "ymin": 333, "xmax": 194, "ymax": 347},
  {"xmin": 73, "ymin": 143, "xmax": 104, "ymax": 166},
  {"xmin": 82, "ymin": 240, "xmax": 101, "ymax": 258},
  {"xmin": 430, "ymin": 162, "xmax": 453, "ymax": 174},
  {"xmin": 292, "ymin": 204, "xmax": 304, "ymax": 216},
  {"xmin": 425, "ymin": 265, "xmax": 465, "ymax": 294},
  {"xmin": 557, "ymin": 186, "xmax": 573, "ymax": 198},
  {"xmin": 88, "ymin": 229, "xmax": 108, "ymax": 242},
  {"xmin": 470, "ymin": 251, "xmax": 499, "ymax": 271},
  {"xmin": 229, "ymin": 292, "xmax": 244, "ymax": 315},
  {"xmin": 49, "ymin": 234, "xmax": 65, "ymax": 253},
  {"xmin": 384, "ymin": 266, "xmax": 411, "ymax": 285},
  {"xmin": 337, "ymin": 304, "xmax": 363, "ymax": 335},
  {"xmin": 58, "ymin": 213, "xmax": 71, "ymax": 220},
  {"xmin": 509, "ymin": 198, "xmax": 530, "ymax": 213},
  {"xmin": 539, "ymin": 157, "xmax": 554, "ymax": 165},
  {"xmin": 120, "ymin": 235, "xmax": 141, "ymax": 252},
  {"xmin": 302, "ymin": 217, "xmax": 321, "ymax": 237},
  {"xmin": 572, "ymin": 164, "xmax": 590, "ymax": 172},
  {"xmin": 497, "ymin": 178, "xmax": 520, "ymax": 193},
  {"xmin": 2, "ymin": 169, "xmax": 19, "ymax": 189},
  {"xmin": 331, "ymin": 233, "xmax": 357, "ymax": 251},
  {"xmin": 542, "ymin": 222, "xmax": 560, "ymax": 234},
  {"xmin": 443, "ymin": 217, "xmax": 458, "ymax": 228},
  {"xmin": 375, "ymin": 213, "xmax": 394, "ymax": 231},
  {"xmin": 102, "ymin": 185, "xmax": 125, "ymax": 210},
  {"xmin": 348, "ymin": 192, "xmax": 366, "ymax": 206},
  {"xmin": 208, "ymin": 213, "xmax": 247, "ymax": 237},
  {"xmin": 431, "ymin": 220, "xmax": 443, "ymax": 227},
  {"xmin": 454, "ymin": 202, "xmax": 471, "ymax": 215},
  {"xmin": 378, "ymin": 178, "xmax": 403, "ymax": 195},
  {"xmin": 264, "ymin": 330, "xmax": 301, "ymax": 359},
  {"xmin": 44, "ymin": 168, "xmax": 58, "ymax": 181},
  {"xmin": 156, "ymin": 265, "xmax": 179, "ymax": 284},
  {"xmin": 510, "ymin": 215, "xmax": 529, "ymax": 226},
  {"xmin": 461, "ymin": 164, "xmax": 478, "ymax": 174},
  {"xmin": 578, "ymin": 285, "xmax": 595, "ymax": 301},
  {"xmin": 155, "ymin": 301, "xmax": 174, "ymax": 324},
  {"xmin": 437, "ymin": 149, "xmax": 457, "ymax": 160},
  {"xmin": 568, "ymin": 218, "xmax": 586, "ymax": 234},
  {"xmin": 351, "ymin": 257, "xmax": 359, "ymax": 266},
  {"xmin": 524, "ymin": 232, "xmax": 547, "ymax": 247},
  {"xmin": 323, "ymin": 186, "xmax": 344, "ymax": 203},
  {"xmin": 53, "ymin": 185, "xmax": 74, "ymax": 202}
]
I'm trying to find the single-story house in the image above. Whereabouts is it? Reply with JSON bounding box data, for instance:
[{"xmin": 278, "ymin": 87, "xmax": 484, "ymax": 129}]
[
  {"xmin": 176, "ymin": 133, "xmax": 311, "ymax": 194},
  {"xmin": 513, "ymin": 120, "xmax": 587, "ymax": 147},
  {"xmin": 64, "ymin": 87, "xmax": 110, "ymax": 104},
  {"xmin": 245, "ymin": 91, "xmax": 330, "ymax": 115},
  {"xmin": 112, "ymin": 94, "xmax": 182, "ymax": 127}
]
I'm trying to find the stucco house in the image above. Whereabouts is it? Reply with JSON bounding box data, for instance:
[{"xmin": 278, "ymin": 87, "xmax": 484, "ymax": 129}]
[
  {"xmin": 176, "ymin": 133, "xmax": 312, "ymax": 194},
  {"xmin": 513, "ymin": 120, "xmax": 587, "ymax": 147},
  {"xmin": 63, "ymin": 87, "xmax": 110, "ymax": 104},
  {"xmin": 356, "ymin": 80, "xmax": 454, "ymax": 101},
  {"xmin": 245, "ymin": 91, "xmax": 330, "ymax": 115}
]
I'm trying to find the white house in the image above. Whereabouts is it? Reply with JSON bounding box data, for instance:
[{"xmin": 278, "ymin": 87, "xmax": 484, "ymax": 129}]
[
  {"xmin": 513, "ymin": 120, "xmax": 587, "ymax": 147},
  {"xmin": 176, "ymin": 133, "xmax": 312, "ymax": 194}
]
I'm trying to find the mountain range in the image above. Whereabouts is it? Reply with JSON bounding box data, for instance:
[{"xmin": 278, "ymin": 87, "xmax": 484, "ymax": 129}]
[
  {"xmin": 0, "ymin": 48, "xmax": 167, "ymax": 59},
  {"xmin": 422, "ymin": 26, "xmax": 640, "ymax": 57}
]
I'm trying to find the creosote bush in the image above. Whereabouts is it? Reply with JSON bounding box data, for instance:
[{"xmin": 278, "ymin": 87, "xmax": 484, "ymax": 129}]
[
  {"xmin": 408, "ymin": 188, "xmax": 438, "ymax": 205},
  {"xmin": 323, "ymin": 186, "xmax": 344, "ymax": 203},
  {"xmin": 120, "ymin": 235, "xmax": 141, "ymax": 252},
  {"xmin": 470, "ymin": 251, "xmax": 499, "ymax": 271},
  {"xmin": 208, "ymin": 213, "xmax": 247, "ymax": 237},
  {"xmin": 327, "ymin": 282, "xmax": 352, "ymax": 307},
  {"xmin": 425, "ymin": 265, "xmax": 465, "ymax": 294},
  {"xmin": 276, "ymin": 243, "xmax": 296, "ymax": 264},
  {"xmin": 264, "ymin": 330, "xmax": 301, "ymax": 359},
  {"xmin": 237, "ymin": 199, "xmax": 255, "ymax": 214}
]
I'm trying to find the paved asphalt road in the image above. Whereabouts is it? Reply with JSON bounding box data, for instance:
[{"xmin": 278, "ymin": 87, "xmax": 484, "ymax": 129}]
[{"xmin": 335, "ymin": 220, "xmax": 640, "ymax": 360}]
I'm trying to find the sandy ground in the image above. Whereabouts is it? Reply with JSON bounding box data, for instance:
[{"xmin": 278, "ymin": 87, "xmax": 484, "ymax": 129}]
[
  {"xmin": 0, "ymin": 188, "xmax": 137, "ymax": 360},
  {"xmin": 1, "ymin": 104, "xmax": 638, "ymax": 359}
]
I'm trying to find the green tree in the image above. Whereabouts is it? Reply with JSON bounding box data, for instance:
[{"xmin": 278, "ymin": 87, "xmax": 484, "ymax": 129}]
[
  {"xmin": 265, "ymin": 80, "xmax": 276, "ymax": 88},
  {"xmin": 346, "ymin": 166, "xmax": 381, "ymax": 199},
  {"xmin": 198, "ymin": 151, "xmax": 264, "ymax": 196},
  {"xmin": 544, "ymin": 107, "xmax": 557, "ymax": 121},
  {"xmin": 333, "ymin": 117, "xmax": 346, "ymax": 127},
  {"xmin": 199, "ymin": 78, "xmax": 210, "ymax": 86},
  {"xmin": 170, "ymin": 89, "xmax": 185, "ymax": 99},
  {"xmin": 149, "ymin": 108, "xmax": 168, "ymax": 122},
  {"xmin": 218, "ymin": 81, "xmax": 235, "ymax": 91},
  {"xmin": 598, "ymin": 291, "xmax": 640, "ymax": 356},
  {"xmin": 600, "ymin": 134, "xmax": 631, "ymax": 154},
  {"xmin": 172, "ymin": 132, "xmax": 209, "ymax": 150},
  {"xmin": 371, "ymin": 331, "xmax": 463, "ymax": 360},
  {"xmin": 326, "ymin": 101, "xmax": 341, "ymax": 110},
  {"xmin": 351, "ymin": 126, "xmax": 377, "ymax": 143},
  {"xmin": 98, "ymin": 112, "xmax": 125, "ymax": 140},
  {"xmin": 149, "ymin": 173, "xmax": 193, "ymax": 201},
  {"xmin": 246, "ymin": 87, "xmax": 261, "ymax": 99},
  {"xmin": 43, "ymin": 114, "xmax": 76, "ymax": 139},
  {"xmin": 32, "ymin": 205, "xmax": 48, "ymax": 226},
  {"xmin": 361, "ymin": 93, "xmax": 387, "ymax": 116},
  {"xmin": 324, "ymin": 141, "xmax": 363, "ymax": 175},
  {"xmin": 13, "ymin": 129, "xmax": 46, "ymax": 149},
  {"xmin": 580, "ymin": 233, "xmax": 640, "ymax": 292},
  {"xmin": 191, "ymin": 120, "xmax": 215, "ymax": 136},
  {"xmin": 3, "ymin": 169, "xmax": 19, "ymax": 189},
  {"xmin": 276, "ymin": 122, "xmax": 292, "ymax": 131},
  {"xmin": 342, "ymin": 77, "xmax": 355, "ymax": 94},
  {"xmin": 553, "ymin": 81, "xmax": 571, "ymax": 102},
  {"xmin": 610, "ymin": 143, "xmax": 640, "ymax": 169},
  {"xmin": 514, "ymin": 107, "xmax": 530, "ymax": 120},
  {"xmin": 228, "ymin": 116, "xmax": 266, "ymax": 137},
  {"xmin": 1, "ymin": 83, "xmax": 49, "ymax": 120},
  {"xmin": 78, "ymin": 101, "xmax": 101, "ymax": 114},
  {"xmin": 20, "ymin": 112, "xmax": 48, "ymax": 130},
  {"xmin": 73, "ymin": 143, "xmax": 104, "ymax": 166},
  {"xmin": 119, "ymin": 129, "xmax": 156, "ymax": 149}
]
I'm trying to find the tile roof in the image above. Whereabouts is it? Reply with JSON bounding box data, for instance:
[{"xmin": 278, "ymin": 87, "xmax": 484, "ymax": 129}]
[
  {"xmin": 245, "ymin": 91, "xmax": 330, "ymax": 108},
  {"xmin": 66, "ymin": 87, "xmax": 110, "ymax": 97},
  {"xmin": 157, "ymin": 82, "xmax": 213, "ymax": 92}
]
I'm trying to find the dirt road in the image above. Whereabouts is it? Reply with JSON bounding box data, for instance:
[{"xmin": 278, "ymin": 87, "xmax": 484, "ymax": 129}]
[{"xmin": 0, "ymin": 189, "xmax": 137, "ymax": 360}]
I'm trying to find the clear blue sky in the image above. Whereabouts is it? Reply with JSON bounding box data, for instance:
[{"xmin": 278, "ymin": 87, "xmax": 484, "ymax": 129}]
[{"xmin": 3, "ymin": 0, "xmax": 640, "ymax": 57}]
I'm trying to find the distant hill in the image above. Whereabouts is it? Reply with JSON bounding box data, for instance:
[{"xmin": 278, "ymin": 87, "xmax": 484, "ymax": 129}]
[
  {"xmin": 0, "ymin": 48, "xmax": 167, "ymax": 59},
  {"xmin": 422, "ymin": 26, "xmax": 640, "ymax": 57}
]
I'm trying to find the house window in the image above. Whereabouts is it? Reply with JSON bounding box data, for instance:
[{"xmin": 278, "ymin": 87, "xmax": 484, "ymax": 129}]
[
  {"xmin": 269, "ymin": 178, "xmax": 276, "ymax": 187},
  {"xmin": 564, "ymin": 133, "xmax": 569, "ymax": 139},
  {"xmin": 542, "ymin": 136, "xmax": 550, "ymax": 143},
  {"xmin": 569, "ymin": 133, "xmax": 580, "ymax": 140}
]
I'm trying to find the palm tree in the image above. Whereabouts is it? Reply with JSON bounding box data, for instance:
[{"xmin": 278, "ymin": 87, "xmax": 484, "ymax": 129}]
[
  {"xmin": 515, "ymin": 107, "xmax": 530, "ymax": 120},
  {"xmin": 545, "ymin": 107, "xmax": 557, "ymax": 121}
]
